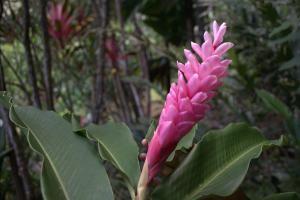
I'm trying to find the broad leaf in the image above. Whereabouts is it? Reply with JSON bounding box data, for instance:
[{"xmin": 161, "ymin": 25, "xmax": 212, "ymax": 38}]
[
  {"xmin": 204, "ymin": 188, "xmax": 249, "ymax": 200},
  {"xmin": 62, "ymin": 112, "xmax": 83, "ymax": 133},
  {"xmin": 86, "ymin": 123, "xmax": 140, "ymax": 190},
  {"xmin": 261, "ymin": 192, "xmax": 300, "ymax": 200},
  {"xmin": 152, "ymin": 123, "xmax": 284, "ymax": 200},
  {"xmin": 10, "ymin": 106, "xmax": 114, "ymax": 200}
]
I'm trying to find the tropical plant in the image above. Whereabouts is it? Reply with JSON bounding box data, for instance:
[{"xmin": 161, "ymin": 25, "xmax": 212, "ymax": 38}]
[{"xmin": 1, "ymin": 20, "xmax": 297, "ymax": 200}]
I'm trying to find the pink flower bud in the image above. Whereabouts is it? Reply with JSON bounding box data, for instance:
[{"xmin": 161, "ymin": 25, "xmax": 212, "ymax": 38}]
[{"xmin": 146, "ymin": 21, "xmax": 233, "ymax": 181}]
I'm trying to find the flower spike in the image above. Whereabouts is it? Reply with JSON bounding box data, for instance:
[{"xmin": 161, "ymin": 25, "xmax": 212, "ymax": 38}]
[
  {"xmin": 145, "ymin": 21, "xmax": 233, "ymax": 182},
  {"xmin": 137, "ymin": 23, "xmax": 233, "ymax": 200}
]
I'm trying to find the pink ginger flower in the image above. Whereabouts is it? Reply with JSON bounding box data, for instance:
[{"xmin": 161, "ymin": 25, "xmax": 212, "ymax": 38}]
[
  {"xmin": 48, "ymin": 3, "xmax": 73, "ymax": 43},
  {"xmin": 146, "ymin": 21, "xmax": 233, "ymax": 181}
]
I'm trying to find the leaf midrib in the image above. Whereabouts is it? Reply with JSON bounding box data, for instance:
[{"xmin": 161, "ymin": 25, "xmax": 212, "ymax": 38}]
[
  {"xmin": 185, "ymin": 141, "xmax": 265, "ymax": 200},
  {"xmin": 23, "ymin": 116, "xmax": 71, "ymax": 200},
  {"xmin": 96, "ymin": 138, "xmax": 126, "ymax": 175}
]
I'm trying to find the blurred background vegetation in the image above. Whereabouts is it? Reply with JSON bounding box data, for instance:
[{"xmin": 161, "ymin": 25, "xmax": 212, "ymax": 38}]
[{"xmin": 0, "ymin": 0, "xmax": 300, "ymax": 199}]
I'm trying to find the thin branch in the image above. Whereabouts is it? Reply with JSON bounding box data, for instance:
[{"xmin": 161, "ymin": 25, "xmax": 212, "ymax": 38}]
[
  {"xmin": 40, "ymin": 0, "xmax": 54, "ymax": 110},
  {"xmin": 133, "ymin": 15, "xmax": 151, "ymax": 118},
  {"xmin": 110, "ymin": 45, "xmax": 132, "ymax": 123},
  {"xmin": 22, "ymin": 0, "xmax": 42, "ymax": 108},
  {"xmin": 114, "ymin": 0, "xmax": 145, "ymax": 120},
  {"xmin": 90, "ymin": 0, "xmax": 108, "ymax": 123}
]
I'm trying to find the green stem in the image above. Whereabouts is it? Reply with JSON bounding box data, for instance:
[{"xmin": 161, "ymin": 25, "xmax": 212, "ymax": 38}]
[{"xmin": 136, "ymin": 159, "xmax": 149, "ymax": 200}]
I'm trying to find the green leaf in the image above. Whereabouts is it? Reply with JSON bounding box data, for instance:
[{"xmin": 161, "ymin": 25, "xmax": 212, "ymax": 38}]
[
  {"xmin": 86, "ymin": 123, "xmax": 140, "ymax": 190},
  {"xmin": 279, "ymin": 56, "xmax": 300, "ymax": 71},
  {"xmin": 258, "ymin": 2, "xmax": 279, "ymax": 24},
  {"xmin": 62, "ymin": 112, "xmax": 83, "ymax": 134},
  {"xmin": 10, "ymin": 106, "xmax": 114, "ymax": 200},
  {"xmin": 256, "ymin": 89, "xmax": 298, "ymax": 140},
  {"xmin": 145, "ymin": 120, "xmax": 157, "ymax": 141},
  {"xmin": 269, "ymin": 22, "xmax": 292, "ymax": 38},
  {"xmin": 167, "ymin": 125, "xmax": 197, "ymax": 161},
  {"xmin": 176, "ymin": 125, "xmax": 197, "ymax": 149},
  {"xmin": 152, "ymin": 123, "xmax": 284, "ymax": 200},
  {"xmin": 0, "ymin": 91, "xmax": 12, "ymax": 109},
  {"xmin": 261, "ymin": 192, "xmax": 300, "ymax": 200},
  {"xmin": 256, "ymin": 89, "xmax": 292, "ymax": 120}
]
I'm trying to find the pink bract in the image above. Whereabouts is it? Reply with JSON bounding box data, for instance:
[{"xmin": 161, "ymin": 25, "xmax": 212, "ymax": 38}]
[
  {"xmin": 146, "ymin": 21, "xmax": 233, "ymax": 181},
  {"xmin": 48, "ymin": 3, "xmax": 73, "ymax": 42}
]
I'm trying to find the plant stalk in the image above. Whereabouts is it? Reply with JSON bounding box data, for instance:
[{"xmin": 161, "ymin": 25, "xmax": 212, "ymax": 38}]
[
  {"xmin": 40, "ymin": 0, "xmax": 55, "ymax": 110},
  {"xmin": 114, "ymin": 0, "xmax": 145, "ymax": 121},
  {"xmin": 136, "ymin": 159, "xmax": 149, "ymax": 200},
  {"xmin": 90, "ymin": 0, "xmax": 108, "ymax": 123},
  {"xmin": 22, "ymin": 0, "xmax": 42, "ymax": 109}
]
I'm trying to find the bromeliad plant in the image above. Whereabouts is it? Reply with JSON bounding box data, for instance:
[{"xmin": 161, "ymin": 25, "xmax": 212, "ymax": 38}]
[
  {"xmin": 47, "ymin": 2, "xmax": 90, "ymax": 48},
  {"xmin": 0, "ymin": 21, "xmax": 295, "ymax": 200}
]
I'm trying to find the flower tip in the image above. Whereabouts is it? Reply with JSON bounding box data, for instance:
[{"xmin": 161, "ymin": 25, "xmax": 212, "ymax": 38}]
[
  {"xmin": 191, "ymin": 42, "xmax": 200, "ymax": 50},
  {"xmin": 184, "ymin": 49, "xmax": 191, "ymax": 54},
  {"xmin": 191, "ymin": 41, "xmax": 197, "ymax": 46},
  {"xmin": 177, "ymin": 61, "xmax": 184, "ymax": 70},
  {"xmin": 213, "ymin": 20, "xmax": 218, "ymax": 27},
  {"xmin": 204, "ymin": 31, "xmax": 212, "ymax": 43},
  {"xmin": 213, "ymin": 20, "xmax": 219, "ymax": 32},
  {"xmin": 220, "ymin": 22, "xmax": 227, "ymax": 29},
  {"xmin": 176, "ymin": 60, "xmax": 183, "ymax": 65},
  {"xmin": 221, "ymin": 59, "xmax": 232, "ymax": 66},
  {"xmin": 184, "ymin": 49, "xmax": 192, "ymax": 59}
]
